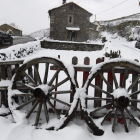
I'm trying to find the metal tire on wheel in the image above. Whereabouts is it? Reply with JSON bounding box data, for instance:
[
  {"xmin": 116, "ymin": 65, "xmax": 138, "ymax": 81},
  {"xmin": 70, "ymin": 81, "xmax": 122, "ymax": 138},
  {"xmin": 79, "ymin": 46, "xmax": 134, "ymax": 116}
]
[
  {"xmin": 8, "ymin": 57, "xmax": 77, "ymax": 128},
  {"xmin": 83, "ymin": 58, "xmax": 140, "ymax": 133}
]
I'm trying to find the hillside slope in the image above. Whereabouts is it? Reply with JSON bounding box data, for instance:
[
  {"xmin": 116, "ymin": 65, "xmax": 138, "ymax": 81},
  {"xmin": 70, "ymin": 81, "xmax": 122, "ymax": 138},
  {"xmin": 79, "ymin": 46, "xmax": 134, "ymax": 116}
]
[
  {"xmin": 30, "ymin": 28, "xmax": 50, "ymax": 38},
  {"xmin": 99, "ymin": 13, "xmax": 140, "ymax": 41}
]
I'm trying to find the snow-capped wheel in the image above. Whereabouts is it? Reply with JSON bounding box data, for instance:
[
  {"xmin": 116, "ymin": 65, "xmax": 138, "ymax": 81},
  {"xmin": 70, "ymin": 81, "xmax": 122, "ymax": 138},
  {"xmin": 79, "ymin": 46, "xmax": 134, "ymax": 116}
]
[
  {"xmin": 8, "ymin": 57, "xmax": 77, "ymax": 128},
  {"xmin": 83, "ymin": 59, "xmax": 140, "ymax": 133}
]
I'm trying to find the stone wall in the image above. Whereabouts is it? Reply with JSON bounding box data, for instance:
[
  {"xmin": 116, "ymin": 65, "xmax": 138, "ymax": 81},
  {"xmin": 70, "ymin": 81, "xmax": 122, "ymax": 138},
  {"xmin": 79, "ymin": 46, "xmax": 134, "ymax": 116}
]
[{"xmin": 41, "ymin": 41, "xmax": 104, "ymax": 51}]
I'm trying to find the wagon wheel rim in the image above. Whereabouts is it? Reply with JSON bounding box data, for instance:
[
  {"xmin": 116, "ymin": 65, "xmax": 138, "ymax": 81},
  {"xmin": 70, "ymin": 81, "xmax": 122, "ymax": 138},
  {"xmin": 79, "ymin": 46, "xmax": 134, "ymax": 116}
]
[
  {"xmin": 83, "ymin": 59, "xmax": 140, "ymax": 133},
  {"xmin": 8, "ymin": 57, "xmax": 76, "ymax": 127}
]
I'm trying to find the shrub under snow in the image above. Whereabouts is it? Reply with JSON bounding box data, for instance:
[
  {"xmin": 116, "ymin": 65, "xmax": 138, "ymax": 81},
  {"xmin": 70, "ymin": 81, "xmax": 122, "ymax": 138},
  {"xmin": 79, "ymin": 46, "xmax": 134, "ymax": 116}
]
[{"xmin": 0, "ymin": 41, "xmax": 41, "ymax": 61}]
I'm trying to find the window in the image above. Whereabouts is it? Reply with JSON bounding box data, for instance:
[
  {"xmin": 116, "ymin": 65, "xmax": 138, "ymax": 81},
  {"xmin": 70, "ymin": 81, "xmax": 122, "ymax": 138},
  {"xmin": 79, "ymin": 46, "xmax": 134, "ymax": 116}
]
[
  {"xmin": 69, "ymin": 5, "xmax": 73, "ymax": 10},
  {"xmin": 69, "ymin": 16, "xmax": 72, "ymax": 22},
  {"xmin": 68, "ymin": 15, "xmax": 73, "ymax": 24}
]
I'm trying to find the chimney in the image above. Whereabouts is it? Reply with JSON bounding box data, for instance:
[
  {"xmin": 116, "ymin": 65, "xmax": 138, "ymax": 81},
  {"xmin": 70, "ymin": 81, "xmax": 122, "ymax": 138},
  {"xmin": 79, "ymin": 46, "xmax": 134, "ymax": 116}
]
[{"xmin": 63, "ymin": 0, "xmax": 66, "ymax": 4}]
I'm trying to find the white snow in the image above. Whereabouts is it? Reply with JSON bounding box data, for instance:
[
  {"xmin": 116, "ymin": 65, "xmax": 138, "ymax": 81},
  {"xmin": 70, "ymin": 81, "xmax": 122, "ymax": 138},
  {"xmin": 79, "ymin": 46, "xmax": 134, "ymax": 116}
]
[
  {"xmin": 0, "ymin": 41, "xmax": 41, "ymax": 60},
  {"xmin": 1, "ymin": 31, "xmax": 140, "ymax": 139},
  {"xmin": 112, "ymin": 88, "xmax": 129, "ymax": 98},
  {"xmin": 66, "ymin": 27, "xmax": 80, "ymax": 31},
  {"xmin": 36, "ymin": 84, "xmax": 50, "ymax": 96}
]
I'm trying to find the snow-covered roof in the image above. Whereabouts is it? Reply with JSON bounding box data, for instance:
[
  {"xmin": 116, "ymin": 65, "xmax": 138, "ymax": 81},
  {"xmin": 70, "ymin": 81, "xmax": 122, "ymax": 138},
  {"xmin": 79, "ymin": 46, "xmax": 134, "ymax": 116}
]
[
  {"xmin": 1, "ymin": 24, "xmax": 22, "ymax": 31},
  {"xmin": 66, "ymin": 27, "xmax": 80, "ymax": 31},
  {"xmin": 48, "ymin": 2, "xmax": 92, "ymax": 16}
]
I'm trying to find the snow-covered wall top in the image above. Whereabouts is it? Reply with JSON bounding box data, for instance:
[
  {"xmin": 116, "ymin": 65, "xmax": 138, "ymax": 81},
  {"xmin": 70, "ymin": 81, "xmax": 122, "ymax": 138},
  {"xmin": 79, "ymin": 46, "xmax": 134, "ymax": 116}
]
[{"xmin": 0, "ymin": 41, "xmax": 41, "ymax": 61}]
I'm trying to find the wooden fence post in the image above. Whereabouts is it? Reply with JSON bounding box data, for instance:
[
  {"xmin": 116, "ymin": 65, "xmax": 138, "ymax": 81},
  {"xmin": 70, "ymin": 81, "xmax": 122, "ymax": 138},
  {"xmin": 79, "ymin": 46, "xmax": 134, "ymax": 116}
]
[
  {"xmin": 94, "ymin": 57, "xmax": 104, "ymax": 108},
  {"xmin": 0, "ymin": 65, "xmax": 8, "ymax": 107},
  {"xmin": 82, "ymin": 57, "xmax": 90, "ymax": 108},
  {"xmin": 71, "ymin": 56, "xmax": 78, "ymax": 103},
  {"xmin": 54, "ymin": 55, "xmax": 60, "ymax": 107}
]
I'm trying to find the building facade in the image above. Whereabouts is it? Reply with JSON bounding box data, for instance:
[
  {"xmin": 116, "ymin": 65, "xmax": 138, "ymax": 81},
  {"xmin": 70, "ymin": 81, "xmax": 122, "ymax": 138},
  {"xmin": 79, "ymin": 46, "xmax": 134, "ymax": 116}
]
[
  {"xmin": 0, "ymin": 24, "xmax": 22, "ymax": 36},
  {"xmin": 48, "ymin": 2, "xmax": 98, "ymax": 42}
]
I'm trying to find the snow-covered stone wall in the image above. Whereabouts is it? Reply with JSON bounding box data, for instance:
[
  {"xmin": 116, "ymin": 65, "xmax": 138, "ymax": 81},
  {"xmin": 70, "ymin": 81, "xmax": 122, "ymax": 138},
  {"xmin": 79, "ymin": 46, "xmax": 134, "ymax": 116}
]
[
  {"xmin": 0, "ymin": 41, "xmax": 41, "ymax": 61},
  {"xmin": 41, "ymin": 41, "xmax": 104, "ymax": 51}
]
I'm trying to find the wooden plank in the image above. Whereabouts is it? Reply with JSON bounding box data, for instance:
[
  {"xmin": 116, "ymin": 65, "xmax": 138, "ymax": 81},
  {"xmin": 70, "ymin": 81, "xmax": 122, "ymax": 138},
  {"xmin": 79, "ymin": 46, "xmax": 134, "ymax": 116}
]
[
  {"xmin": 107, "ymin": 71, "xmax": 113, "ymax": 103},
  {"xmin": 94, "ymin": 57, "xmax": 104, "ymax": 108},
  {"xmin": 15, "ymin": 64, "xmax": 20, "ymax": 73},
  {"xmin": 34, "ymin": 64, "xmax": 39, "ymax": 85},
  {"xmin": 70, "ymin": 56, "xmax": 78, "ymax": 103},
  {"xmin": 34, "ymin": 64, "xmax": 42, "ymax": 85},
  {"xmin": 1, "ymin": 91, "xmax": 8, "ymax": 108},
  {"xmin": 83, "ymin": 57, "xmax": 90, "ymax": 108},
  {"xmin": 28, "ymin": 67, "xmax": 33, "ymax": 79},
  {"xmin": 54, "ymin": 55, "xmax": 60, "ymax": 108},
  {"xmin": 0, "ymin": 60, "xmax": 23, "ymax": 65},
  {"xmin": 131, "ymin": 73, "xmax": 138, "ymax": 108},
  {"xmin": 7, "ymin": 65, "xmax": 12, "ymax": 80},
  {"xmin": 1, "ymin": 65, "xmax": 6, "ymax": 80},
  {"xmin": 82, "ymin": 57, "xmax": 90, "ymax": 86}
]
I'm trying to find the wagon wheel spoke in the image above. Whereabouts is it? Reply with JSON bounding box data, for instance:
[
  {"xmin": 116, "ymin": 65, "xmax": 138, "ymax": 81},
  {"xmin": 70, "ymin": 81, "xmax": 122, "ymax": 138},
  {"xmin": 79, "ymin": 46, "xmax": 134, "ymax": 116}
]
[
  {"xmin": 48, "ymin": 68, "xmax": 61, "ymax": 86},
  {"xmin": 125, "ymin": 108, "xmax": 140, "ymax": 126},
  {"xmin": 49, "ymin": 96, "xmax": 71, "ymax": 107},
  {"xmin": 128, "ymin": 74, "xmax": 140, "ymax": 92},
  {"xmin": 13, "ymin": 94, "xmax": 33, "ymax": 97},
  {"xmin": 86, "ymin": 97, "xmax": 112, "ymax": 101},
  {"xmin": 120, "ymin": 110, "xmax": 129, "ymax": 132},
  {"xmin": 49, "ymin": 77, "xmax": 69, "ymax": 91},
  {"xmin": 34, "ymin": 102, "xmax": 42, "ymax": 126},
  {"xmin": 16, "ymin": 81, "xmax": 35, "ymax": 90},
  {"xmin": 99, "ymin": 73, "xmax": 113, "ymax": 91},
  {"xmin": 43, "ymin": 63, "xmax": 49, "ymax": 84},
  {"xmin": 49, "ymin": 90, "xmax": 73, "ymax": 95},
  {"xmin": 90, "ymin": 84, "xmax": 113, "ymax": 98},
  {"xmin": 111, "ymin": 68, "xmax": 119, "ymax": 89},
  {"xmin": 43, "ymin": 102, "xmax": 49, "ymax": 123},
  {"xmin": 34, "ymin": 64, "xmax": 42, "ymax": 85},
  {"xmin": 121, "ymin": 68, "xmax": 128, "ymax": 88},
  {"xmin": 90, "ymin": 103, "xmax": 112, "ymax": 115},
  {"xmin": 16, "ymin": 98, "xmax": 36, "ymax": 110},
  {"xmin": 130, "ymin": 90, "xmax": 140, "ymax": 97},
  {"xmin": 22, "ymin": 71, "xmax": 36, "ymax": 85},
  {"xmin": 129, "ymin": 105, "xmax": 140, "ymax": 112},
  {"xmin": 47, "ymin": 100, "xmax": 60, "ymax": 119},
  {"xmin": 112, "ymin": 108, "xmax": 118, "ymax": 132},
  {"xmin": 101, "ymin": 108, "xmax": 114, "ymax": 125},
  {"xmin": 130, "ymin": 99, "xmax": 140, "ymax": 102},
  {"xmin": 26, "ymin": 101, "xmax": 39, "ymax": 118}
]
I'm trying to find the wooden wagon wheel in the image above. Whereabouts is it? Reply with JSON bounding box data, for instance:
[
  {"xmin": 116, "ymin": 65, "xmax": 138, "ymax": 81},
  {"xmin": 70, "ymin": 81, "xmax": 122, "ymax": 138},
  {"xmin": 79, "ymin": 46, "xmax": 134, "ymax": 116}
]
[
  {"xmin": 82, "ymin": 59, "xmax": 140, "ymax": 133},
  {"xmin": 8, "ymin": 57, "xmax": 77, "ymax": 128}
]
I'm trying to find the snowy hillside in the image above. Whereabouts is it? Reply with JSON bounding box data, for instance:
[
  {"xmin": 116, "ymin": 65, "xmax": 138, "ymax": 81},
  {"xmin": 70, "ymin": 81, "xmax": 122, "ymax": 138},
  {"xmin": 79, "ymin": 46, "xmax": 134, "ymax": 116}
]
[
  {"xmin": 100, "ymin": 12, "xmax": 140, "ymax": 26},
  {"xmin": 30, "ymin": 28, "xmax": 50, "ymax": 39},
  {"xmin": 99, "ymin": 13, "xmax": 140, "ymax": 41}
]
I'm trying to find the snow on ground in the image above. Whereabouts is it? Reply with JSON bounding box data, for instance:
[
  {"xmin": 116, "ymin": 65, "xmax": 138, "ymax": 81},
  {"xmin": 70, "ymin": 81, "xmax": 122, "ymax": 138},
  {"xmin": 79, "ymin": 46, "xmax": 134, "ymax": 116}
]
[{"xmin": 1, "ymin": 32, "xmax": 140, "ymax": 140}]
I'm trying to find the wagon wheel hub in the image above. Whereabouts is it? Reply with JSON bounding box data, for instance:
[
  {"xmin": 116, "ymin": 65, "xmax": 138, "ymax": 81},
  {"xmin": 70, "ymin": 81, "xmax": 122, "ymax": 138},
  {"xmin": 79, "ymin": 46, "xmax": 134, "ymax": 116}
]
[
  {"xmin": 33, "ymin": 85, "xmax": 51, "ymax": 101},
  {"xmin": 113, "ymin": 96, "xmax": 130, "ymax": 109},
  {"xmin": 112, "ymin": 88, "xmax": 130, "ymax": 109}
]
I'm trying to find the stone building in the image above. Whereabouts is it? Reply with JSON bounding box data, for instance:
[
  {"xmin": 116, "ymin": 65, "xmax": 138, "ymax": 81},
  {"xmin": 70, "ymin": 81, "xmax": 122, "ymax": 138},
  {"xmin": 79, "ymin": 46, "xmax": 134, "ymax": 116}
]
[
  {"xmin": 0, "ymin": 24, "xmax": 22, "ymax": 36},
  {"xmin": 48, "ymin": 2, "xmax": 98, "ymax": 42}
]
